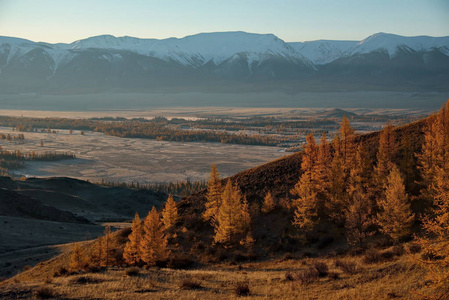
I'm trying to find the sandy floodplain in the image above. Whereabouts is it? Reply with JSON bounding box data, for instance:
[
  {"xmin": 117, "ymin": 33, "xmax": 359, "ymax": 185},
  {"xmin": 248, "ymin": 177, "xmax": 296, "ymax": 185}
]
[{"xmin": 0, "ymin": 127, "xmax": 287, "ymax": 183}]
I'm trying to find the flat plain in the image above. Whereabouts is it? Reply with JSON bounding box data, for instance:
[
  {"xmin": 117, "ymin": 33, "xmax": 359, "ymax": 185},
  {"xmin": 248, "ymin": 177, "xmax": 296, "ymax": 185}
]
[{"xmin": 0, "ymin": 127, "xmax": 286, "ymax": 184}]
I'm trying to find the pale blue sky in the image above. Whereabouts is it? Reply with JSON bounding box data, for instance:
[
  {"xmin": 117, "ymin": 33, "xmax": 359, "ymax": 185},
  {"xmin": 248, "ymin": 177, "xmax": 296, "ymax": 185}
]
[{"xmin": 0, "ymin": 0, "xmax": 447, "ymax": 43}]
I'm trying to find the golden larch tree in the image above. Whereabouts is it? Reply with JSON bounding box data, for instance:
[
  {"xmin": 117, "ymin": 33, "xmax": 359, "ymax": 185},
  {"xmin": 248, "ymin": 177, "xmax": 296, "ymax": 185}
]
[
  {"xmin": 418, "ymin": 163, "xmax": 449, "ymax": 298},
  {"xmin": 203, "ymin": 164, "xmax": 222, "ymax": 225},
  {"xmin": 416, "ymin": 104, "xmax": 449, "ymax": 298},
  {"xmin": 90, "ymin": 236, "xmax": 104, "ymax": 267},
  {"xmin": 140, "ymin": 207, "xmax": 168, "ymax": 265},
  {"xmin": 261, "ymin": 192, "xmax": 275, "ymax": 213},
  {"xmin": 418, "ymin": 101, "xmax": 449, "ymax": 202},
  {"xmin": 348, "ymin": 143, "xmax": 371, "ymax": 196},
  {"xmin": 375, "ymin": 123, "xmax": 397, "ymax": 190},
  {"xmin": 69, "ymin": 243, "xmax": 87, "ymax": 271},
  {"xmin": 399, "ymin": 134, "xmax": 417, "ymax": 190},
  {"xmin": 162, "ymin": 195, "xmax": 178, "ymax": 231},
  {"xmin": 345, "ymin": 186, "xmax": 374, "ymax": 248},
  {"xmin": 326, "ymin": 149, "xmax": 348, "ymax": 223},
  {"xmin": 239, "ymin": 196, "xmax": 251, "ymax": 233},
  {"xmin": 103, "ymin": 225, "xmax": 112, "ymax": 267},
  {"xmin": 338, "ymin": 116, "xmax": 356, "ymax": 172},
  {"xmin": 214, "ymin": 179, "xmax": 249, "ymax": 244},
  {"xmin": 123, "ymin": 212, "xmax": 142, "ymax": 265},
  {"xmin": 377, "ymin": 165, "xmax": 414, "ymax": 242},
  {"xmin": 291, "ymin": 173, "xmax": 319, "ymax": 233},
  {"xmin": 314, "ymin": 132, "xmax": 332, "ymax": 188},
  {"xmin": 301, "ymin": 133, "xmax": 318, "ymax": 174},
  {"xmin": 291, "ymin": 133, "xmax": 320, "ymax": 232}
]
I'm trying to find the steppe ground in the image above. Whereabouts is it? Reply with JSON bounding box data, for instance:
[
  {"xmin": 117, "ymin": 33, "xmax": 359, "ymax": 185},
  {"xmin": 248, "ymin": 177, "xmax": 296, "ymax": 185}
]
[{"xmin": 1, "ymin": 246, "xmax": 428, "ymax": 300}]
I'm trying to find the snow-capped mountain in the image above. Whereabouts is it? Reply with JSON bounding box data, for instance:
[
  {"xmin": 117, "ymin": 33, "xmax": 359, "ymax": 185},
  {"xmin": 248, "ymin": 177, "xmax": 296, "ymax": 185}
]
[
  {"xmin": 346, "ymin": 33, "xmax": 449, "ymax": 57},
  {"xmin": 56, "ymin": 32, "xmax": 312, "ymax": 68},
  {"xmin": 288, "ymin": 40, "xmax": 358, "ymax": 65},
  {"xmin": 0, "ymin": 31, "xmax": 448, "ymax": 93}
]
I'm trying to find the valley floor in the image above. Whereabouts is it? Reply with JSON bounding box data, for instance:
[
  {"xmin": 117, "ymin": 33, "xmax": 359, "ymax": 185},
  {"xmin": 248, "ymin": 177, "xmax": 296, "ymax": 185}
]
[{"xmin": 0, "ymin": 127, "xmax": 285, "ymax": 183}]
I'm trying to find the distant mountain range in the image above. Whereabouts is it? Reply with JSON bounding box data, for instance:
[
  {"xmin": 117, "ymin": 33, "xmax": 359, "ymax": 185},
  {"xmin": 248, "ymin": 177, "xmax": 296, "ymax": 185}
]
[{"xmin": 1, "ymin": 31, "xmax": 448, "ymax": 93}]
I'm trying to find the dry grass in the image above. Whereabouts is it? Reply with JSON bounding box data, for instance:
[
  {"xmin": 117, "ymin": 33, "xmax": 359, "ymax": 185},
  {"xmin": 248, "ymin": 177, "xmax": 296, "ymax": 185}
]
[{"xmin": 0, "ymin": 251, "xmax": 430, "ymax": 300}]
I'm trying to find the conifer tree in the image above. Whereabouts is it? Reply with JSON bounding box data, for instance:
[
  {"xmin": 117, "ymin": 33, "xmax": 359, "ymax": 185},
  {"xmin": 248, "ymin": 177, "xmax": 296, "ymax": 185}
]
[
  {"xmin": 103, "ymin": 225, "xmax": 112, "ymax": 267},
  {"xmin": 162, "ymin": 195, "xmax": 178, "ymax": 231},
  {"xmin": 375, "ymin": 123, "xmax": 397, "ymax": 189},
  {"xmin": 314, "ymin": 132, "xmax": 332, "ymax": 187},
  {"xmin": 239, "ymin": 196, "xmax": 251, "ymax": 232},
  {"xmin": 123, "ymin": 212, "xmax": 142, "ymax": 265},
  {"xmin": 140, "ymin": 207, "xmax": 168, "ymax": 265},
  {"xmin": 418, "ymin": 101, "xmax": 449, "ymax": 202},
  {"xmin": 203, "ymin": 164, "xmax": 222, "ymax": 225},
  {"xmin": 214, "ymin": 180, "xmax": 249, "ymax": 244},
  {"xmin": 399, "ymin": 134, "xmax": 417, "ymax": 190},
  {"xmin": 377, "ymin": 165, "xmax": 414, "ymax": 242},
  {"xmin": 291, "ymin": 174, "xmax": 319, "ymax": 232},
  {"xmin": 301, "ymin": 133, "xmax": 318, "ymax": 174},
  {"xmin": 291, "ymin": 133, "xmax": 320, "ymax": 232},
  {"xmin": 345, "ymin": 186, "xmax": 374, "ymax": 248},
  {"xmin": 338, "ymin": 116, "xmax": 356, "ymax": 172},
  {"xmin": 348, "ymin": 143, "xmax": 371, "ymax": 196},
  {"xmin": 91, "ymin": 236, "xmax": 104, "ymax": 267},
  {"xmin": 69, "ymin": 243, "xmax": 87, "ymax": 271},
  {"xmin": 261, "ymin": 192, "xmax": 275, "ymax": 213},
  {"xmin": 414, "ymin": 102, "xmax": 449, "ymax": 299},
  {"xmin": 419, "ymin": 164, "xmax": 449, "ymax": 298},
  {"xmin": 326, "ymin": 149, "xmax": 348, "ymax": 223}
]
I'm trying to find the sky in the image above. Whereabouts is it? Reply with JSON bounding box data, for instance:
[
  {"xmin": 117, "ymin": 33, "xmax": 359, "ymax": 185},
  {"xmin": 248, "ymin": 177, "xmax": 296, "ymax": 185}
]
[{"xmin": 0, "ymin": 0, "xmax": 448, "ymax": 43}]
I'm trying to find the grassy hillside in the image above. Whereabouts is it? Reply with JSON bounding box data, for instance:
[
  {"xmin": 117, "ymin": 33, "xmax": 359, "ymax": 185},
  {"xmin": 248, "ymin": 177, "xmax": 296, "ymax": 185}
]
[{"xmin": 0, "ymin": 105, "xmax": 447, "ymax": 299}]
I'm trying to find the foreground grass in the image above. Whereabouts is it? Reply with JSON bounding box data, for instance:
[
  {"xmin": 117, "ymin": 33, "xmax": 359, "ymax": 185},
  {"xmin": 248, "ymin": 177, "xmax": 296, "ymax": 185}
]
[{"xmin": 0, "ymin": 249, "xmax": 431, "ymax": 300}]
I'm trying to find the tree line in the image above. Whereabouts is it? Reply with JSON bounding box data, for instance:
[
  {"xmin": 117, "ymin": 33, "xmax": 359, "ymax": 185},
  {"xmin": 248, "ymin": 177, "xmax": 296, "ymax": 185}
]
[
  {"xmin": 96, "ymin": 179, "xmax": 207, "ymax": 197},
  {"xmin": 0, "ymin": 148, "xmax": 76, "ymax": 175}
]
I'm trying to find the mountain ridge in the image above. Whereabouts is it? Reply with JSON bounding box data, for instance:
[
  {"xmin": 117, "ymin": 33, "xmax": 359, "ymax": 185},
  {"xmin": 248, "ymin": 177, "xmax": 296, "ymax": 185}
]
[{"xmin": 1, "ymin": 31, "xmax": 448, "ymax": 93}]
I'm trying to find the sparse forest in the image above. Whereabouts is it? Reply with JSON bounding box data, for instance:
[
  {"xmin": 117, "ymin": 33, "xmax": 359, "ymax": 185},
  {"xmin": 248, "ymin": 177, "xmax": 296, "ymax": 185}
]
[{"xmin": 0, "ymin": 102, "xmax": 447, "ymax": 299}]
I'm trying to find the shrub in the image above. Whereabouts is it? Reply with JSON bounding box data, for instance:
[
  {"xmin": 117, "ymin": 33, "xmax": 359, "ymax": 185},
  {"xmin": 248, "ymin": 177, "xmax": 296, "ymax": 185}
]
[
  {"xmin": 125, "ymin": 267, "xmax": 140, "ymax": 277},
  {"xmin": 328, "ymin": 272, "xmax": 340, "ymax": 280},
  {"xmin": 179, "ymin": 279, "xmax": 202, "ymax": 290},
  {"xmin": 407, "ymin": 243, "xmax": 422, "ymax": 254},
  {"xmin": 155, "ymin": 260, "xmax": 168, "ymax": 268},
  {"xmin": 313, "ymin": 262, "xmax": 329, "ymax": 277},
  {"xmin": 381, "ymin": 250, "xmax": 395, "ymax": 260},
  {"xmin": 280, "ymin": 252, "xmax": 293, "ymax": 261},
  {"xmin": 317, "ymin": 237, "xmax": 334, "ymax": 249},
  {"xmin": 86, "ymin": 265, "xmax": 102, "ymax": 273},
  {"xmin": 53, "ymin": 266, "xmax": 68, "ymax": 277},
  {"xmin": 190, "ymin": 240, "xmax": 206, "ymax": 253},
  {"xmin": 284, "ymin": 271, "xmax": 295, "ymax": 281},
  {"xmin": 296, "ymin": 267, "xmax": 319, "ymax": 284},
  {"xmin": 23, "ymin": 265, "xmax": 32, "ymax": 271},
  {"xmin": 334, "ymin": 259, "xmax": 359, "ymax": 275},
  {"xmin": 167, "ymin": 256, "xmax": 195, "ymax": 269},
  {"xmin": 71, "ymin": 276, "xmax": 102, "ymax": 284},
  {"xmin": 391, "ymin": 244, "xmax": 405, "ymax": 256},
  {"xmin": 234, "ymin": 281, "xmax": 251, "ymax": 296},
  {"xmin": 363, "ymin": 249, "xmax": 383, "ymax": 264},
  {"xmin": 232, "ymin": 253, "xmax": 249, "ymax": 263},
  {"xmin": 43, "ymin": 277, "xmax": 53, "ymax": 284},
  {"xmin": 33, "ymin": 287, "xmax": 55, "ymax": 299}
]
